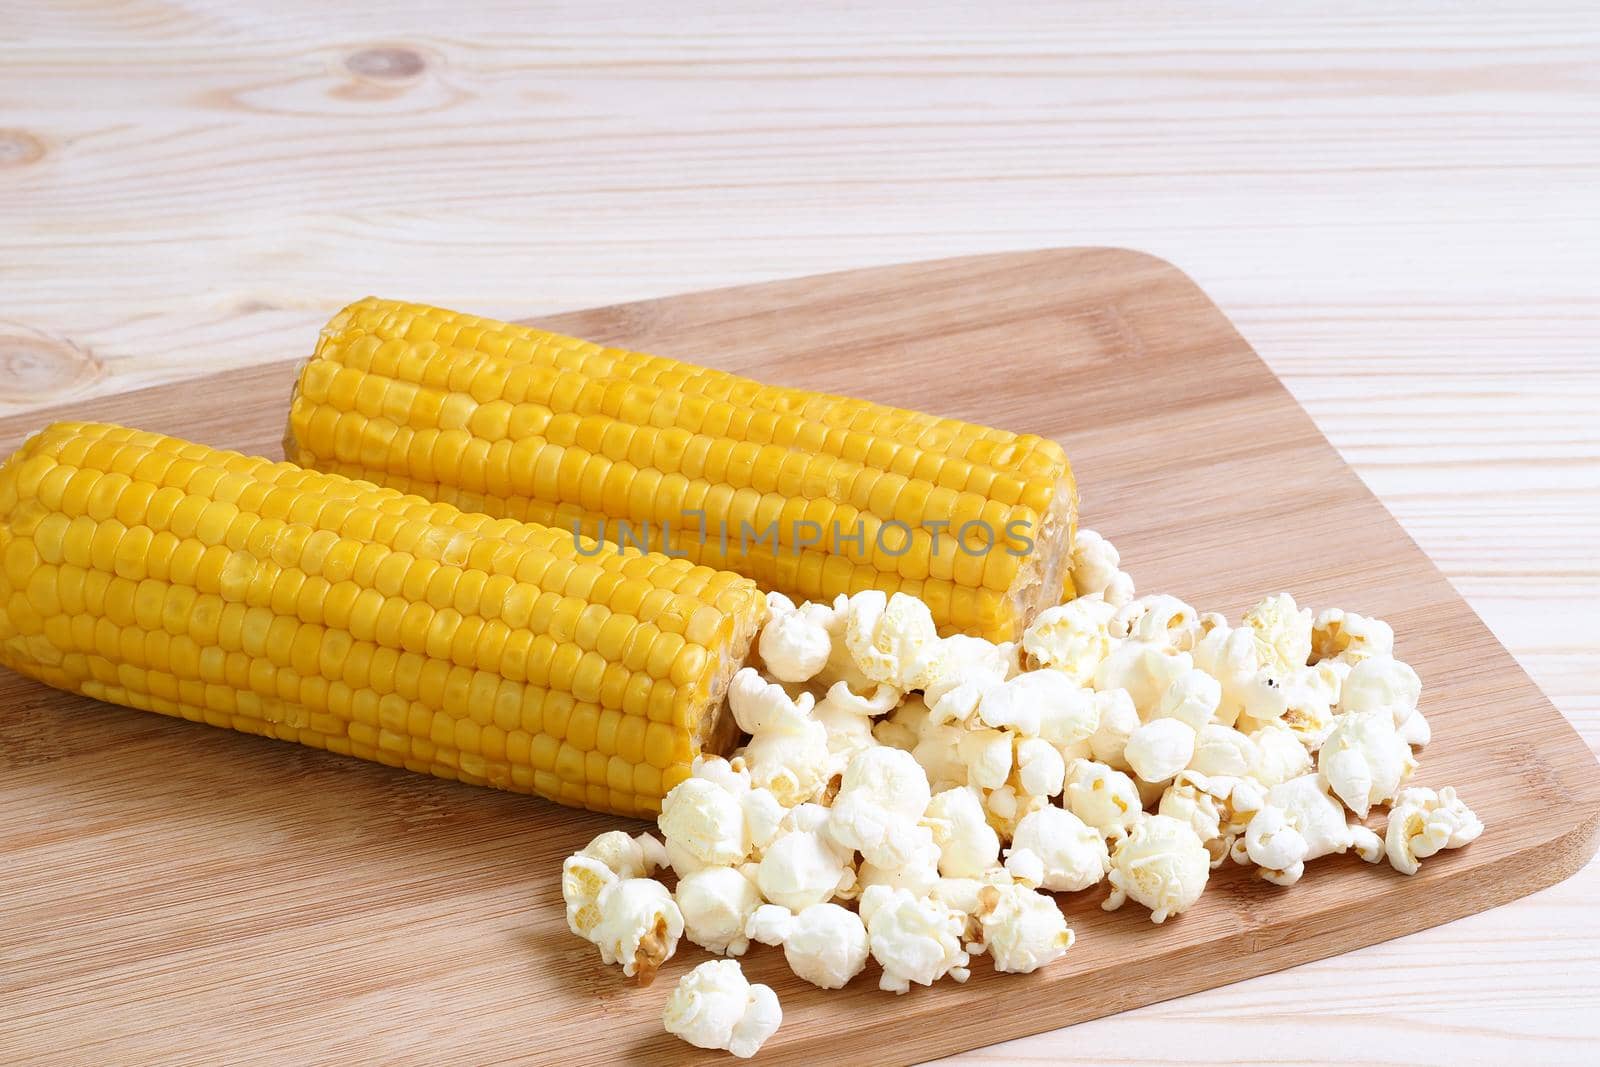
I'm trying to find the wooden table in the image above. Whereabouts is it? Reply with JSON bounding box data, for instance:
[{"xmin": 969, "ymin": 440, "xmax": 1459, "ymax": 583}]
[{"xmin": 3, "ymin": 3, "xmax": 1596, "ymax": 1062}]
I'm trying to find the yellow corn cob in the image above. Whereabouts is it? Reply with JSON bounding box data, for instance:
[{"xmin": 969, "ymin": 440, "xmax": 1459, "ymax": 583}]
[
  {"xmin": 284, "ymin": 298, "xmax": 1078, "ymax": 642},
  {"xmin": 0, "ymin": 422, "xmax": 766, "ymax": 817}
]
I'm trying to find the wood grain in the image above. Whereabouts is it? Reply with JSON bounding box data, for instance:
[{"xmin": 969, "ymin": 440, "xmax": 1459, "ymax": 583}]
[
  {"xmin": 1, "ymin": 249, "xmax": 1596, "ymax": 1065},
  {"xmin": 3, "ymin": 1, "xmax": 1598, "ymax": 1061}
]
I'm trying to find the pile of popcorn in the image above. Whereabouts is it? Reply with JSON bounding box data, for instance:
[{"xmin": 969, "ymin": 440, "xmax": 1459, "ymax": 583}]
[{"xmin": 561, "ymin": 529, "xmax": 1484, "ymax": 1058}]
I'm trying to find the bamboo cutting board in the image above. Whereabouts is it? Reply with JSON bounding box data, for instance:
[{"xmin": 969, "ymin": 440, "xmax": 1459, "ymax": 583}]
[{"xmin": 1, "ymin": 249, "xmax": 1596, "ymax": 1066}]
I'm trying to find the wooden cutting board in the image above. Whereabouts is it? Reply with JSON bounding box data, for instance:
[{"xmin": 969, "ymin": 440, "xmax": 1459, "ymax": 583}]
[{"xmin": 1, "ymin": 249, "xmax": 1596, "ymax": 1066}]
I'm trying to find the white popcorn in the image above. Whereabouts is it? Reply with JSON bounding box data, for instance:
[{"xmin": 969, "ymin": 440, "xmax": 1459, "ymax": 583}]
[
  {"xmin": 1094, "ymin": 641, "xmax": 1193, "ymax": 715},
  {"xmin": 958, "ymin": 726, "xmax": 1014, "ymax": 791},
  {"xmin": 1088, "ymin": 688, "xmax": 1140, "ymax": 770},
  {"xmin": 691, "ymin": 754, "xmax": 753, "ymax": 796},
  {"xmin": 1189, "ymin": 723, "xmax": 1259, "ymax": 779},
  {"xmin": 973, "ymin": 882, "xmax": 1075, "ymax": 974},
  {"xmin": 854, "ymin": 825, "xmax": 943, "ymax": 898},
  {"xmin": 677, "ymin": 866, "xmax": 763, "ymax": 956},
  {"xmin": 1242, "ymin": 593, "xmax": 1313, "ymax": 675},
  {"xmin": 923, "ymin": 786, "xmax": 1001, "ymax": 878},
  {"xmin": 576, "ymin": 829, "xmax": 669, "ymax": 881},
  {"xmin": 828, "ymin": 747, "xmax": 933, "ymax": 869},
  {"xmin": 1004, "ymin": 806, "xmax": 1109, "ymax": 891},
  {"xmin": 758, "ymin": 592, "xmax": 834, "ymax": 683},
  {"xmin": 1069, "ymin": 528, "xmax": 1124, "ymax": 599},
  {"xmin": 1000, "ymin": 670, "xmax": 1102, "ymax": 747},
  {"xmin": 1385, "ymin": 786, "xmax": 1484, "ymax": 875},
  {"xmin": 1021, "ymin": 597, "xmax": 1116, "ymax": 683},
  {"xmin": 746, "ymin": 902, "xmax": 870, "ymax": 990},
  {"xmin": 982, "ymin": 783, "xmax": 1050, "ymax": 840},
  {"xmin": 1318, "ymin": 710, "xmax": 1417, "ymax": 817},
  {"xmin": 561, "ymin": 855, "xmax": 618, "ymax": 942},
  {"xmin": 1237, "ymin": 665, "xmax": 1338, "ymax": 750},
  {"xmin": 756, "ymin": 804, "xmax": 855, "ymax": 911},
  {"xmin": 1153, "ymin": 668, "xmax": 1222, "ymax": 731},
  {"xmin": 592, "ymin": 877, "xmax": 684, "ymax": 983},
  {"xmin": 662, "ymin": 959, "xmax": 782, "ymax": 1059},
  {"xmin": 813, "ymin": 680, "xmax": 898, "ymax": 770},
  {"xmin": 1191, "ymin": 624, "xmax": 1263, "ymax": 727},
  {"xmin": 1124, "ymin": 718, "xmax": 1197, "ymax": 784},
  {"xmin": 1111, "ymin": 594, "xmax": 1201, "ymax": 651},
  {"xmin": 1014, "ymin": 736, "xmax": 1067, "ymax": 798},
  {"xmin": 1241, "ymin": 803, "xmax": 1310, "ymax": 885},
  {"xmin": 877, "ymin": 697, "xmax": 970, "ymax": 791},
  {"xmin": 741, "ymin": 788, "xmax": 788, "ymax": 857},
  {"xmin": 843, "ymin": 590, "xmax": 940, "ymax": 690},
  {"xmin": 1339, "ymin": 656, "xmax": 1421, "ymax": 714},
  {"xmin": 1236, "ymin": 774, "xmax": 1384, "ymax": 884},
  {"xmin": 1064, "ymin": 758, "xmax": 1143, "ymax": 836},
  {"xmin": 1157, "ymin": 772, "xmax": 1225, "ymax": 846},
  {"xmin": 1104, "ymin": 569, "xmax": 1136, "ymax": 608},
  {"xmin": 728, "ymin": 668, "xmax": 832, "ymax": 805},
  {"xmin": 660, "ymin": 777, "xmax": 749, "ymax": 875},
  {"xmin": 1103, "ymin": 814, "xmax": 1211, "ymax": 923},
  {"xmin": 1311, "ymin": 607, "xmax": 1395, "ymax": 665},
  {"xmin": 859, "ymin": 885, "xmax": 971, "ymax": 993},
  {"xmin": 1248, "ymin": 720, "xmax": 1314, "ymax": 786},
  {"xmin": 921, "ymin": 634, "xmax": 1017, "ymax": 706},
  {"xmin": 926, "ymin": 870, "xmax": 1015, "ymax": 939}
]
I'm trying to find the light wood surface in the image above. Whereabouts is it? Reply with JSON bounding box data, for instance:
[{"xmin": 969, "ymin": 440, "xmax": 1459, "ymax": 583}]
[
  {"xmin": 3, "ymin": 2, "xmax": 1598, "ymax": 1062},
  {"xmin": 2, "ymin": 250, "xmax": 1596, "ymax": 1065}
]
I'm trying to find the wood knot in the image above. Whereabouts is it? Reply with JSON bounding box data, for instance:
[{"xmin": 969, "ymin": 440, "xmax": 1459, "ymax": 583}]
[
  {"xmin": 0, "ymin": 325, "xmax": 103, "ymax": 404},
  {"xmin": 345, "ymin": 46, "xmax": 426, "ymax": 81},
  {"xmin": 0, "ymin": 129, "xmax": 46, "ymax": 168}
]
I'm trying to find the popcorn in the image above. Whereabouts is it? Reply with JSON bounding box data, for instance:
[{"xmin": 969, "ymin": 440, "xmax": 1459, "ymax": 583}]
[
  {"xmin": 662, "ymin": 959, "xmax": 782, "ymax": 1059},
  {"xmin": 1093, "ymin": 641, "xmax": 1193, "ymax": 714},
  {"xmin": 843, "ymin": 590, "xmax": 940, "ymax": 690},
  {"xmin": 1157, "ymin": 772, "xmax": 1226, "ymax": 849},
  {"xmin": 1384, "ymin": 786, "xmax": 1483, "ymax": 875},
  {"xmin": 854, "ymin": 826, "xmax": 942, "ymax": 898},
  {"xmin": 982, "ymin": 783, "xmax": 1051, "ymax": 840},
  {"xmin": 813, "ymin": 680, "xmax": 898, "ymax": 770},
  {"xmin": 1188, "ymin": 723, "xmax": 1259, "ymax": 779},
  {"xmin": 1237, "ymin": 666, "xmax": 1337, "ymax": 750},
  {"xmin": 1064, "ymin": 758, "xmax": 1143, "ymax": 836},
  {"xmin": 575, "ymin": 829, "xmax": 669, "ymax": 881},
  {"xmin": 828, "ymin": 747, "xmax": 933, "ymax": 869},
  {"xmin": 1191, "ymin": 624, "xmax": 1264, "ymax": 727},
  {"xmin": 1022, "ymin": 597, "xmax": 1116, "ymax": 683},
  {"xmin": 591, "ymin": 877, "xmax": 684, "ymax": 983},
  {"xmin": 1124, "ymin": 718, "xmax": 1197, "ymax": 784},
  {"xmin": 677, "ymin": 866, "xmax": 763, "ymax": 956},
  {"xmin": 1318, "ymin": 710, "xmax": 1417, "ymax": 817},
  {"xmin": 1247, "ymin": 720, "xmax": 1314, "ymax": 786},
  {"xmin": 973, "ymin": 882, "xmax": 1075, "ymax": 974},
  {"xmin": 1069, "ymin": 528, "xmax": 1127, "ymax": 602},
  {"xmin": 1111, "ymin": 594, "xmax": 1201, "ymax": 651},
  {"xmin": 745, "ymin": 902, "xmax": 870, "ymax": 989},
  {"xmin": 922, "ymin": 634, "xmax": 1017, "ymax": 707},
  {"xmin": 991, "ymin": 670, "xmax": 1101, "ymax": 747},
  {"xmin": 1311, "ymin": 607, "xmax": 1395, "ymax": 665},
  {"xmin": 859, "ymin": 885, "xmax": 971, "ymax": 993},
  {"xmin": 1104, "ymin": 569, "xmax": 1135, "ymax": 608},
  {"xmin": 1240, "ymin": 803, "xmax": 1310, "ymax": 885},
  {"xmin": 561, "ymin": 855, "xmax": 618, "ymax": 942},
  {"xmin": 660, "ymin": 777, "xmax": 750, "ymax": 875},
  {"xmin": 1103, "ymin": 814, "xmax": 1211, "ymax": 923},
  {"xmin": 758, "ymin": 592, "xmax": 834, "ymax": 683},
  {"xmin": 958, "ymin": 726, "xmax": 1014, "ymax": 791},
  {"xmin": 1088, "ymin": 688, "xmax": 1140, "ymax": 770},
  {"xmin": 756, "ymin": 804, "xmax": 856, "ymax": 911},
  {"xmin": 814, "ymin": 594, "xmax": 880, "ymax": 694},
  {"xmin": 1003, "ymin": 806, "xmax": 1109, "ymax": 891},
  {"xmin": 1242, "ymin": 593, "xmax": 1313, "ymax": 675},
  {"xmin": 1153, "ymin": 668, "xmax": 1222, "ymax": 731},
  {"xmin": 1014, "ymin": 736, "xmax": 1067, "ymax": 798},
  {"xmin": 1236, "ymin": 775, "xmax": 1383, "ymax": 885},
  {"xmin": 728, "ymin": 668, "xmax": 832, "ymax": 806},
  {"xmin": 923, "ymin": 786, "xmax": 1001, "ymax": 878}
]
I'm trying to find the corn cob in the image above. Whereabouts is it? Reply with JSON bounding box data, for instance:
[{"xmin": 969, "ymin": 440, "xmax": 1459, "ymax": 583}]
[
  {"xmin": 0, "ymin": 422, "xmax": 766, "ymax": 817},
  {"xmin": 284, "ymin": 298, "xmax": 1078, "ymax": 642}
]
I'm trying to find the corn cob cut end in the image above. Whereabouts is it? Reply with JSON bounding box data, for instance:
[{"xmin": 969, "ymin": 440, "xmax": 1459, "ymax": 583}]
[{"xmin": 1004, "ymin": 473, "xmax": 1079, "ymax": 636}]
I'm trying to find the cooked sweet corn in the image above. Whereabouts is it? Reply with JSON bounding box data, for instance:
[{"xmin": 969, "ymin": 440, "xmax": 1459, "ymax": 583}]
[
  {"xmin": 284, "ymin": 298, "xmax": 1078, "ymax": 642},
  {"xmin": 0, "ymin": 422, "xmax": 766, "ymax": 817}
]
